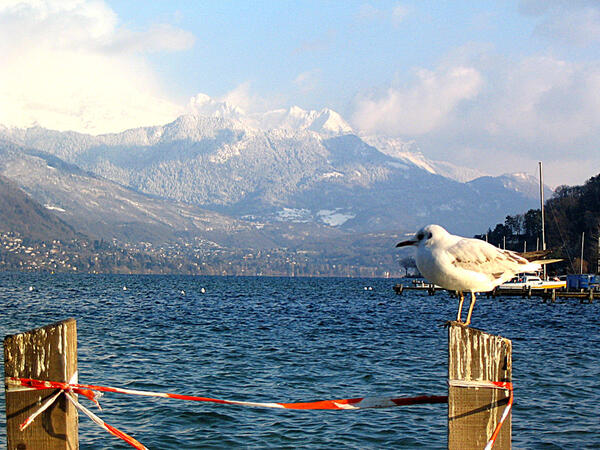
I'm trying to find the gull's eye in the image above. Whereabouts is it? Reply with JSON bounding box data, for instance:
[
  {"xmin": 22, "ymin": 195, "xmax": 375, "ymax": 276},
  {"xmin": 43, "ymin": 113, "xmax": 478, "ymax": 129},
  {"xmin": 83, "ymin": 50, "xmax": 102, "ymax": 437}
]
[
  {"xmin": 416, "ymin": 231, "xmax": 425, "ymax": 241},
  {"xmin": 427, "ymin": 232, "xmax": 432, "ymax": 239}
]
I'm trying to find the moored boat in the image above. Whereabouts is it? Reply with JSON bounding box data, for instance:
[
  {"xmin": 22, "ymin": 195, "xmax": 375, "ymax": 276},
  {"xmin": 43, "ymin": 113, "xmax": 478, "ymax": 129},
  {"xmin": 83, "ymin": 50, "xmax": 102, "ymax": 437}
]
[{"xmin": 500, "ymin": 274, "xmax": 566, "ymax": 290}]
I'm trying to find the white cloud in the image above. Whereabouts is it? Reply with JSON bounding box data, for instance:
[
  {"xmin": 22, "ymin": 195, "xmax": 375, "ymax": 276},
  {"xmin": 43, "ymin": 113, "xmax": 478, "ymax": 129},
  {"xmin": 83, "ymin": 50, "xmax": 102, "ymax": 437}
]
[
  {"xmin": 106, "ymin": 23, "xmax": 195, "ymax": 54},
  {"xmin": 351, "ymin": 49, "xmax": 600, "ymax": 187},
  {"xmin": 482, "ymin": 56, "xmax": 600, "ymax": 146},
  {"xmin": 351, "ymin": 65, "xmax": 483, "ymax": 135},
  {"xmin": 0, "ymin": 0, "xmax": 193, "ymax": 134},
  {"xmin": 391, "ymin": 4, "xmax": 410, "ymax": 25},
  {"xmin": 520, "ymin": 0, "xmax": 600, "ymax": 46},
  {"xmin": 356, "ymin": 3, "xmax": 381, "ymax": 21},
  {"xmin": 219, "ymin": 82, "xmax": 275, "ymax": 114},
  {"xmin": 293, "ymin": 69, "xmax": 321, "ymax": 94},
  {"xmin": 356, "ymin": 2, "xmax": 410, "ymax": 26}
]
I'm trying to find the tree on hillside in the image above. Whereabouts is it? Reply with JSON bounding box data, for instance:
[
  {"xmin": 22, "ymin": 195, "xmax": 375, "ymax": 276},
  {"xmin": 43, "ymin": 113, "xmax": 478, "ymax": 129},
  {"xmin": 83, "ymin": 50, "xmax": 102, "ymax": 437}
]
[
  {"xmin": 399, "ymin": 256, "xmax": 418, "ymax": 277},
  {"xmin": 479, "ymin": 173, "xmax": 600, "ymax": 274}
]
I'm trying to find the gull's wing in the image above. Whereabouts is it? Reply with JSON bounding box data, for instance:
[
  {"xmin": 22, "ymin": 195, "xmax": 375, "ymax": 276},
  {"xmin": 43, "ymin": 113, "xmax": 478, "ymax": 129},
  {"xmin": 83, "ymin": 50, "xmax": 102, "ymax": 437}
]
[{"xmin": 445, "ymin": 237, "xmax": 539, "ymax": 278}]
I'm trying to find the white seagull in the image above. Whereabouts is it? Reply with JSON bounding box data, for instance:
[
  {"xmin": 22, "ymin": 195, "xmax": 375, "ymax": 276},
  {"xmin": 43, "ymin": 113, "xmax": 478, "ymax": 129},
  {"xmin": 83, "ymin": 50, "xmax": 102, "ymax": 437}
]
[{"xmin": 397, "ymin": 224, "xmax": 548, "ymax": 326}]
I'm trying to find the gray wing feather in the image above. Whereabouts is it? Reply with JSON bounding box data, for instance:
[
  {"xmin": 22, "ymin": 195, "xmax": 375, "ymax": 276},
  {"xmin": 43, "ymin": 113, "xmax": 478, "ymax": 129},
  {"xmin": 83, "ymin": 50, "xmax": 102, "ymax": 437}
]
[{"xmin": 447, "ymin": 238, "xmax": 537, "ymax": 276}]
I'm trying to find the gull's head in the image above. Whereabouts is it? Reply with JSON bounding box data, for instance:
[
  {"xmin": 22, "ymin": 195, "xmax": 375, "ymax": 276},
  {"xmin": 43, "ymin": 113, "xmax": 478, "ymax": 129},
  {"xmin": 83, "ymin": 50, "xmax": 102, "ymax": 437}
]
[{"xmin": 396, "ymin": 224, "xmax": 449, "ymax": 248}]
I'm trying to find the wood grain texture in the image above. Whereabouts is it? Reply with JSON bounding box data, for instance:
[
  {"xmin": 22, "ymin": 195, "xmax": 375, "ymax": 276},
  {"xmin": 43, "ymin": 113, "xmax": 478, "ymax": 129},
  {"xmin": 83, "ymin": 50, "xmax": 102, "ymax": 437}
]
[
  {"xmin": 448, "ymin": 322, "xmax": 511, "ymax": 450},
  {"xmin": 4, "ymin": 318, "xmax": 78, "ymax": 449}
]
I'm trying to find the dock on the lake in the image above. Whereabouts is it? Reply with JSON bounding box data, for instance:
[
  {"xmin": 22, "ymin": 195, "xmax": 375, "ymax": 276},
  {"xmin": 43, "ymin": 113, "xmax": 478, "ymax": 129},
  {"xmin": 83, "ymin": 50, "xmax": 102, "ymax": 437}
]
[
  {"xmin": 393, "ymin": 281, "xmax": 441, "ymax": 295},
  {"xmin": 393, "ymin": 283, "xmax": 597, "ymax": 303}
]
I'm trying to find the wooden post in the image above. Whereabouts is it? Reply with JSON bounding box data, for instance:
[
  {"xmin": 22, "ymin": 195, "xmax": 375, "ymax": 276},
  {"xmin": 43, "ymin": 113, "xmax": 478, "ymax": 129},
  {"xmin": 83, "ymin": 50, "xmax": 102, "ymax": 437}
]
[
  {"xmin": 448, "ymin": 323, "xmax": 512, "ymax": 450},
  {"xmin": 4, "ymin": 319, "xmax": 78, "ymax": 449}
]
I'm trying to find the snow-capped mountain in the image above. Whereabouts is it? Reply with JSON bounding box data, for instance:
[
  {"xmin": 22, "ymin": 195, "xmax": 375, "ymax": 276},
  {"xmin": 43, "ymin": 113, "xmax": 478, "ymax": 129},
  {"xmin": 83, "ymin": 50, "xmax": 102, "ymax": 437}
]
[
  {"xmin": 257, "ymin": 106, "xmax": 353, "ymax": 135},
  {"xmin": 0, "ymin": 114, "xmax": 544, "ymax": 238},
  {"xmin": 0, "ymin": 139, "xmax": 273, "ymax": 245},
  {"xmin": 494, "ymin": 172, "xmax": 553, "ymax": 200},
  {"xmin": 360, "ymin": 135, "xmax": 487, "ymax": 183},
  {"xmin": 186, "ymin": 94, "xmax": 353, "ymax": 136}
]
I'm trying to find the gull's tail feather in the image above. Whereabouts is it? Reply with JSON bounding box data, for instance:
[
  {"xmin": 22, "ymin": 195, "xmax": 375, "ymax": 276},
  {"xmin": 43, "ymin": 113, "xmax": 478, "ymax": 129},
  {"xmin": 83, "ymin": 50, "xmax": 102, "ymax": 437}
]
[
  {"xmin": 517, "ymin": 249, "xmax": 552, "ymax": 261},
  {"xmin": 517, "ymin": 249, "xmax": 562, "ymax": 265},
  {"xmin": 529, "ymin": 258, "xmax": 563, "ymax": 265}
]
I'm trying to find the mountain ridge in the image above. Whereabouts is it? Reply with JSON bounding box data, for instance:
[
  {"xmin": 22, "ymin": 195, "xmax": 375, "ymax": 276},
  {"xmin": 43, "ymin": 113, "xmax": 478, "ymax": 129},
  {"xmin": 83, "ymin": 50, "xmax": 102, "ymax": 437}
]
[{"xmin": 0, "ymin": 100, "xmax": 547, "ymax": 238}]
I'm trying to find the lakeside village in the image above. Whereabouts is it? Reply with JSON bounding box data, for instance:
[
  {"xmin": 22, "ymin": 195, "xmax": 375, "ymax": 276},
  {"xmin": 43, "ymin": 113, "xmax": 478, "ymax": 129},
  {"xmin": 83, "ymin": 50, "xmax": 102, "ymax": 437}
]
[
  {"xmin": 3, "ymin": 173, "xmax": 600, "ymax": 281},
  {"xmin": 0, "ymin": 230, "xmax": 399, "ymax": 278}
]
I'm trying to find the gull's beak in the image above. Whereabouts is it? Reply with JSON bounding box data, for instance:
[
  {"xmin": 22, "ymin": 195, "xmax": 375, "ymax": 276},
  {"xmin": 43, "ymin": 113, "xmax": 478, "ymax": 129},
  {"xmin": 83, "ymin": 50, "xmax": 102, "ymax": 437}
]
[{"xmin": 396, "ymin": 239, "xmax": 417, "ymax": 248}]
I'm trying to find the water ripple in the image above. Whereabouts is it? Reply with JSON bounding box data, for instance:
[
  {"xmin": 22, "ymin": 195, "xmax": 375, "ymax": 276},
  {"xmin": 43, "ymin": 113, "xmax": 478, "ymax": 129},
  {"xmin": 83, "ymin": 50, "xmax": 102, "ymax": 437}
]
[{"xmin": 0, "ymin": 273, "xmax": 598, "ymax": 448}]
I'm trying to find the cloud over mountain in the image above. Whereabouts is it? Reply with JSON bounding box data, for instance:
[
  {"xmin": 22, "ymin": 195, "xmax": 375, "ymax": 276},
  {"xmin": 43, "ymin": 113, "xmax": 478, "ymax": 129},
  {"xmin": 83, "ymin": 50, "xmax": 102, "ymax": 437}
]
[
  {"xmin": 1, "ymin": 1, "xmax": 600, "ymax": 188},
  {"xmin": 351, "ymin": 65, "xmax": 483, "ymax": 135},
  {"xmin": 0, "ymin": 0, "xmax": 192, "ymax": 135}
]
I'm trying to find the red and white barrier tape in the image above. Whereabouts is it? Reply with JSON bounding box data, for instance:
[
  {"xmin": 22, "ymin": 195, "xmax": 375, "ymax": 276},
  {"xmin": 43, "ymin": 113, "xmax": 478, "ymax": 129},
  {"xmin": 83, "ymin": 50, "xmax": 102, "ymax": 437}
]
[
  {"xmin": 64, "ymin": 390, "xmax": 148, "ymax": 450},
  {"xmin": 9, "ymin": 373, "xmax": 146, "ymax": 450},
  {"xmin": 6, "ymin": 376, "xmax": 446, "ymax": 449},
  {"xmin": 448, "ymin": 379, "xmax": 514, "ymax": 450},
  {"xmin": 8, "ymin": 375, "xmax": 512, "ymax": 449}
]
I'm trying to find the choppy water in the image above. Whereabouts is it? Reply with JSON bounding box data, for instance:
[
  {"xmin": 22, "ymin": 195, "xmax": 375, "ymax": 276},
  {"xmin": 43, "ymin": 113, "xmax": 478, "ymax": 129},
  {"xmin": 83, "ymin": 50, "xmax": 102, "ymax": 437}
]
[{"xmin": 0, "ymin": 273, "xmax": 598, "ymax": 448}]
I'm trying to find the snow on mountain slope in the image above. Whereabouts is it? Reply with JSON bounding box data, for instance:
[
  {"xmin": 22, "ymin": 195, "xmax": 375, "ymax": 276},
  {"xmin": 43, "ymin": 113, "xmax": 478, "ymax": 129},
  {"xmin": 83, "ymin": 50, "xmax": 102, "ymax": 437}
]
[
  {"xmin": 0, "ymin": 140, "xmax": 275, "ymax": 245},
  {"xmin": 258, "ymin": 106, "xmax": 352, "ymax": 135},
  {"xmin": 471, "ymin": 172, "xmax": 552, "ymax": 201},
  {"xmin": 361, "ymin": 135, "xmax": 487, "ymax": 183},
  {"xmin": 186, "ymin": 93, "xmax": 353, "ymax": 136},
  {"xmin": 0, "ymin": 100, "xmax": 546, "ymax": 236}
]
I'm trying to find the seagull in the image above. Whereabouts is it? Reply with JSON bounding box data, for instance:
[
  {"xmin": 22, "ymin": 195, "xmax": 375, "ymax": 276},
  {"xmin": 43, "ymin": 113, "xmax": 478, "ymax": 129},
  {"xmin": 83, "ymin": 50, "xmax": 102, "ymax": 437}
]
[{"xmin": 396, "ymin": 224, "xmax": 549, "ymax": 326}]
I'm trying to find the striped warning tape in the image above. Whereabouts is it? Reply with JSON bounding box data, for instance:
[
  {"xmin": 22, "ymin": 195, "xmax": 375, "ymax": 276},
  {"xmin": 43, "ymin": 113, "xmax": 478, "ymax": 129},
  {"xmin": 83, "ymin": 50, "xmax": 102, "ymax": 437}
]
[
  {"xmin": 8, "ymin": 376, "xmax": 512, "ymax": 449},
  {"xmin": 7, "ymin": 377, "xmax": 447, "ymax": 410},
  {"xmin": 6, "ymin": 376, "xmax": 446, "ymax": 449}
]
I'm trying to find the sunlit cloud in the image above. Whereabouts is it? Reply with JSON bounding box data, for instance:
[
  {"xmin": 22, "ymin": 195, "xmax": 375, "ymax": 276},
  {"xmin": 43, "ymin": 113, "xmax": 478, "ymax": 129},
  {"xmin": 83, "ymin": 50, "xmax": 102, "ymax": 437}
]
[
  {"xmin": 352, "ymin": 65, "xmax": 483, "ymax": 135},
  {"xmin": 293, "ymin": 69, "xmax": 322, "ymax": 94},
  {"xmin": 0, "ymin": 0, "xmax": 193, "ymax": 134},
  {"xmin": 482, "ymin": 56, "xmax": 600, "ymax": 147}
]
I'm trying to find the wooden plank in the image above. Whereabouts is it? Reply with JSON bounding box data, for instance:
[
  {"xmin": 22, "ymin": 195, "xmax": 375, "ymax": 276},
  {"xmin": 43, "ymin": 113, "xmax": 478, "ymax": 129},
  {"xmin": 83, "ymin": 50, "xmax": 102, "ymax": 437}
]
[
  {"xmin": 4, "ymin": 319, "xmax": 78, "ymax": 449},
  {"xmin": 448, "ymin": 323, "xmax": 512, "ymax": 450}
]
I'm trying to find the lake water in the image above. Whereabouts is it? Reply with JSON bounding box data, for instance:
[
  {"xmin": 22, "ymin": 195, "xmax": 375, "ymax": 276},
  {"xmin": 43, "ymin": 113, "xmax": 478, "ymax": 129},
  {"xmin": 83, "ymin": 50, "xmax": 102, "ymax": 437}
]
[{"xmin": 1, "ymin": 273, "xmax": 598, "ymax": 448}]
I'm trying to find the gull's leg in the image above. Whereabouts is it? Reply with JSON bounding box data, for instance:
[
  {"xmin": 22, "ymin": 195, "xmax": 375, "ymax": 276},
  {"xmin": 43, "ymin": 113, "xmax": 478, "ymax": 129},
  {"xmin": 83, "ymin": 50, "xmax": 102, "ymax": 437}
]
[
  {"xmin": 464, "ymin": 292, "xmax": 477, "ymax": 326},
  {"xmin": 456, "ymin": 291, "xmax": 465, "ymax": 322}
]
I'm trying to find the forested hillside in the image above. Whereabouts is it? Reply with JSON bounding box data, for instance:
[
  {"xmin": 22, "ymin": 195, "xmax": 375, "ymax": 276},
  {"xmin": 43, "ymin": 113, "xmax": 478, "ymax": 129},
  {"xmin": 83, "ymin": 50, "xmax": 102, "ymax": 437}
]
[{"xmin": 478, "ymin": 174, "xmax": 600, "ymax": 274}]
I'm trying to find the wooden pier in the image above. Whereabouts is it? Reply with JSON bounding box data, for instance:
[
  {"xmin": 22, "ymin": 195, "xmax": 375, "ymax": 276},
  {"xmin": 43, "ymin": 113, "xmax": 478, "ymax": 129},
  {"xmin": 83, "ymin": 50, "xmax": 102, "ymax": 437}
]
[
  {"xmin": 393, "ymin": 282, "xmax": 440, "ymax": 295},
  {"xmin": 485, "ymin": 287, "xmax": 596, "ymax": 303},
  {"xmin": 394, "ymin": 283, "xmax": 597, "ymax": 303}
]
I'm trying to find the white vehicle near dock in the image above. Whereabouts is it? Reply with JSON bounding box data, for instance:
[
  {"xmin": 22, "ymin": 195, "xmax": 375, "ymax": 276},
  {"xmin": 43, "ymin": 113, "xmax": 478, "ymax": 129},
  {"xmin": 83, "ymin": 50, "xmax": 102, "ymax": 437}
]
[{"xmin": 500, "ymin": 274, "xmax": 566, "ymax": 290}]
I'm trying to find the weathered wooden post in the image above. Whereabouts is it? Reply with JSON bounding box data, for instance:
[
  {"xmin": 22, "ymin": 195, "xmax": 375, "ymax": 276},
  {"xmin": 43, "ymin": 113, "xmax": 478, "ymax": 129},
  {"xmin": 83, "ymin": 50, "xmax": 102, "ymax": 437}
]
[
  {"xmin": 448, "ymin": 323, "xmax": 512, "ymax": 450},
  {"xmin": 4, "ymin": 319, "xmax": 78, "ymax": 449}
]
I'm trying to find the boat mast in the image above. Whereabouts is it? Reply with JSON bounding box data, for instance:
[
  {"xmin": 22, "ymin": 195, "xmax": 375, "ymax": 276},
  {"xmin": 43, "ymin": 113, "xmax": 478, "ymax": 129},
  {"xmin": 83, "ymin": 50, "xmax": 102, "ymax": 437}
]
[
  {"xmin": 539, "ymin": 162, "xmax": 547, "ymax": 279},
  {"xmin": 581, "ymin": 232, "xmax": 585, "ymax": 274}
]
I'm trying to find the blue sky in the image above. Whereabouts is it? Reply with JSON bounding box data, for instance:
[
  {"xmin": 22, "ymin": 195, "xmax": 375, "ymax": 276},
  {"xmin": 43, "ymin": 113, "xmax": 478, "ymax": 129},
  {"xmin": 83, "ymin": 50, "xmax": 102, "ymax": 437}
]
[
  {"xmin": 110, "ymin": 1, "xmax": 539, "ymax": 109},
  {"xmin": 1, "ymin": 1, "xmax": 600, "ymax": 187}
]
